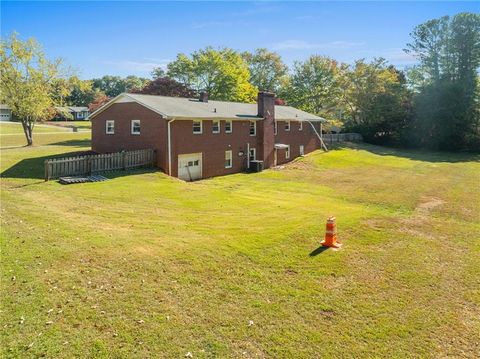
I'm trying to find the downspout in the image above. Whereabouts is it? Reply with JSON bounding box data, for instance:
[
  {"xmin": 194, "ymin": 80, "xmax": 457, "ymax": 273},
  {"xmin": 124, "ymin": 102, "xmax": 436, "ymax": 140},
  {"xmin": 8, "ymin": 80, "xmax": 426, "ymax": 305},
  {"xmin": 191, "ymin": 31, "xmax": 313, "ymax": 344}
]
[
  {"xmin": 306, "ymin": 120, "xmax": 328, "ymax": 152},
  {"xmin": 167, "ymin": 118, "xmax": 176, "ymax": 176},
  {"xmin": 246, "ymin": 142, "xmax": 250, "ymax": 170}
]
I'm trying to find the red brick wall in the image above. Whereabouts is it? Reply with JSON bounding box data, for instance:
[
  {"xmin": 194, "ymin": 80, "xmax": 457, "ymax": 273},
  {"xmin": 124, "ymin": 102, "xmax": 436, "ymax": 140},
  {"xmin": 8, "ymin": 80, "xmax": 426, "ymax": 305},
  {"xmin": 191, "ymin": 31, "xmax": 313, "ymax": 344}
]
[
  {"xmin": 91, "ymin": 102, "xmax": 323, "ymax": 179},
  {"xmin": 91, "ymin": 102, "xmax": 168, "ymax": 170},
  {"xmin": 170, "ymin": 119, "xmax": 262, "ymax": 178},
  {"xmin": 274, "ymin": 120, "xmax": 321, "ymax": 165}
]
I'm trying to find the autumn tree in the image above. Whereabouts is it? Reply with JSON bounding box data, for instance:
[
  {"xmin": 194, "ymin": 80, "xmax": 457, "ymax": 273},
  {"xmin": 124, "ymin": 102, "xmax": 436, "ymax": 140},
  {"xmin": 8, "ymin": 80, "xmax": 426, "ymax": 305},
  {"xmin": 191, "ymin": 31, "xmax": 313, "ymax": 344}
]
[
  {"xmin": 167, "ymin": 47, "xmax": 257, "ymax": 102},
  {"xmin": 242, "ymin": 48, "xmax": 288, "ymax": 92},
  {"xmin": 0, "ymin": 33, "xmax": 68, "ymax": 145},
  {"xmin": 88, "ymin": 93, "xmax": 111, "ymax": 113},
  {"xmin": 281, "ymin": 55, "xmax": 341, "ymax": 119},
  {"xmin": 132, "ymin": 77, "xmax": 195, "ymax": 97}
]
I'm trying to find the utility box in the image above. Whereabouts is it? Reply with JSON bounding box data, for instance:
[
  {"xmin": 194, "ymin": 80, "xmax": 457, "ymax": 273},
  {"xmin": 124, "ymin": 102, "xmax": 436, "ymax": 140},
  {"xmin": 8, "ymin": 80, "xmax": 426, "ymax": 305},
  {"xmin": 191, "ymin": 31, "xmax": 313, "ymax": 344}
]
[{"xmin": 249, "ymin": 160, "xmax": 264, "ymax": 173}]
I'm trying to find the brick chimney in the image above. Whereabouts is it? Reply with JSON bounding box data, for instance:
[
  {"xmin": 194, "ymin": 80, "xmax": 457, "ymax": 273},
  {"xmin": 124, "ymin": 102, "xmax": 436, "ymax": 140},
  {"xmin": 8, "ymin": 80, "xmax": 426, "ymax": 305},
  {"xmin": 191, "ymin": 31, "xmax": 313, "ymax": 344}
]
[
  {"xmin": 199, "ymin": 91, "xmax": 208, "ymax": 103},
  {"xmin": 257, "ymin": 92, "xmax": 275, "ymax": 169}
]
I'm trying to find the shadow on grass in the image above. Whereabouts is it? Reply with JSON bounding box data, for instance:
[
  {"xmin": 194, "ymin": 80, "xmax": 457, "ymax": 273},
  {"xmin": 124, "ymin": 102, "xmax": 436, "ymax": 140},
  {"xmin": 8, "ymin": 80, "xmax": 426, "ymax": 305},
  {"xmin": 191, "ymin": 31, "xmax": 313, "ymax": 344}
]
[
  {"xmin": 2, "ymin": 151, "xmax": 160, "ymax": 180},
  {"xmin": 327, "ymin": 142, "xmax": 480, "ymax": 163},
  {"xmin": 309, "ymin": 246, "xmax": 329, "ymax": 256},
  {"xmin": 1, "ymin": 151, "xmax": 93, "ymax": 180},
  {"xmin": 49, "ymin": 139, "xmax": 91, "ymax": 147}
]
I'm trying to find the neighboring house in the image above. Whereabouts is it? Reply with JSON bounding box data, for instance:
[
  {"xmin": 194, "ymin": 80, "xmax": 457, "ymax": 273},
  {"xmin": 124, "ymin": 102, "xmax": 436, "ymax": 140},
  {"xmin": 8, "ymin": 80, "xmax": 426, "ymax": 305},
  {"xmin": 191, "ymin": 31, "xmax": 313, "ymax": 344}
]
[
  {"xmin": 90, "ymin": 92, "xmax": 326, "ymax": 181},
  {"xmin": 54, "ymin": 106, "xmax": 90, "ymax": 121},
  {"xmin": 0, "ymin": 104, "xmax": 12, "ymax": 122}
]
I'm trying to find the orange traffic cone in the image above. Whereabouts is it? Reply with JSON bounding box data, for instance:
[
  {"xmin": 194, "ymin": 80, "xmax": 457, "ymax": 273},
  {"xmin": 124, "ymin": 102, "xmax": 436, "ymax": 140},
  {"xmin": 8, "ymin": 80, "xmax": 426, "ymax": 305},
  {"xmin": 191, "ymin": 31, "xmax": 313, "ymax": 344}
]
[{"xmin": 321, "ymin": 216, "xmax": 342, "ymax": 248}]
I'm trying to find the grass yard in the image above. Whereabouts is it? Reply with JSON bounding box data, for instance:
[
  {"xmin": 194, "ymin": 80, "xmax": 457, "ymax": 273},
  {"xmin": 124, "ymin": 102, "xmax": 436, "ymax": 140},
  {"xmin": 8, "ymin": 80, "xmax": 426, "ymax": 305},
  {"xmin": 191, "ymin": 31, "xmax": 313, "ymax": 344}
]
[
  {"xmin": 45, "ymin": 121, "xmax": 92, "ymax": 131},
  {"xmin": 1, "ymin": 131, "xmax": 479, "ymax": 358}
]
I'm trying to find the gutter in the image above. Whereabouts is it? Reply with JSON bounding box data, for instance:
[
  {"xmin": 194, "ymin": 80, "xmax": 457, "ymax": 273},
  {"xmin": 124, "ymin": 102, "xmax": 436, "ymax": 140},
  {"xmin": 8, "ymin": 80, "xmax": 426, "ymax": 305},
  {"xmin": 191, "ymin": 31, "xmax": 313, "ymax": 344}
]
[{"xmin": 167, "ymin": 118, "xmax": 176, "ymax": 176}]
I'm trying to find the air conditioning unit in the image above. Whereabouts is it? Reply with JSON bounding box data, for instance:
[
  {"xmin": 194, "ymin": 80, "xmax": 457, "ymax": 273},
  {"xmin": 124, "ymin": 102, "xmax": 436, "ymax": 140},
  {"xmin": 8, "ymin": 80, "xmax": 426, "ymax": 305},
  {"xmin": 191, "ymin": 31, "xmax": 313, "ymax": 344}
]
[{"xmin": 249, "ymin": 160, "xmax": 264, "ymax": 173}]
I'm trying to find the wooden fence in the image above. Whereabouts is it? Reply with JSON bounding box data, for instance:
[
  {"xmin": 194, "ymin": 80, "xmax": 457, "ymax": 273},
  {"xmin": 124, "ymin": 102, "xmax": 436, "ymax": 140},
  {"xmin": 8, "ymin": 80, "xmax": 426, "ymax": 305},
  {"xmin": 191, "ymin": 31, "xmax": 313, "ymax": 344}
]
[
  {"xmin": 44, "ymin": 149, "xmax": 156, "ymax": 181},
  {"xmin": 322, "ymin": 133, "xmax": 362, "ymax": 145}
]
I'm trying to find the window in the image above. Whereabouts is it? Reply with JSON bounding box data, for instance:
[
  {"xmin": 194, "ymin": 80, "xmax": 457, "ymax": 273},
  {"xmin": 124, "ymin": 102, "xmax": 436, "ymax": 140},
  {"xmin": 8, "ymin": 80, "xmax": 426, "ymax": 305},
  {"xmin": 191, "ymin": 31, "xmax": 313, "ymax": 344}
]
[
  {"xmin": 299, "ymin": 145, "xmax": 304, "ymax": 156},
  {"xmin": 77, "ymin": 112, "xmax": 84, "ymax": 119},
  {"xmin": 225, "ymin": 150, "xmax": 232, "ymax": 168},
  {"xmin": 249, "ymin": 148, "xmax": 256, "ymax": 162},
  {"xmin": 286, "ymin": 145, "xmax": 290, "ymax": 159},
  {"xmin": 249, "ymin": 121, "xmax": 256, "ymax": 136},
  {"xmin": 225, "ymin": 120, "xmax": 232, "ymax": 133},
  {"xmin": 131, "ymin": 120, "xmax": 140, "ymax": 135},
  {"xmin": 212, "ymin": 120, "xmax": 220, "ymax": 134},
  {"xmin": 274, "ymin": 120, "xmax": 277, "ymax": 135},
  {"xmin": 106, "ymin": 120, "xmax": 115, "ymax": 134},
  {"xmin": 285, "ymin": 121, "xmax": 290, "ymax": 131},
  {"xmin": 193, "ymin": 120, "xmax": 202, "ymax": 134},
  {"xmin": 299, "ymin": 121, "xmax": 303, "ymax": 131}
]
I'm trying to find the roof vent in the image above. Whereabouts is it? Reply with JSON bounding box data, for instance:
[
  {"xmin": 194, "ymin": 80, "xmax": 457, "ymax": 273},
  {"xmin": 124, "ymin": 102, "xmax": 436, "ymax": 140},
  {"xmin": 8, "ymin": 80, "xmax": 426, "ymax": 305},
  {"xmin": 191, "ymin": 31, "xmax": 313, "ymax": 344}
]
[{"xmin": 214, "ymin": 108, "xmax": 217, "ymax": 113}]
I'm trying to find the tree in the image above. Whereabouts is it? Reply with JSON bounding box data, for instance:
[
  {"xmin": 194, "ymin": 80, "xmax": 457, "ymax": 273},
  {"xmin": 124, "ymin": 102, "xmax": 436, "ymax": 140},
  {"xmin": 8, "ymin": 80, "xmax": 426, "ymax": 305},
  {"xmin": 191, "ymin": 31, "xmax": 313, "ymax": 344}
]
[
  {"xmin": 151, "ymin": 67, "xmax": 165, "ymax": 79},
  {"xmin": 167, "ymin": 47, "xmax": 257, "ymax": 102},
  {"xmin": 66, "ymin": 80, "xmax": 101, "ymax": 106},
  {"xmin": 0, "ymin": 33, "xmax": 67, "ymax": 145},
  {"xmin": 405, "ymin": 13, "xmax": 480, "ymax": 150},
  {"xmin": 242, "ymin": 48, "xmax": 288, "ymax": 92},
  {"xmin": 88, "ymin": 93, "xmax": 111, "ymax": 113},
  {"xmin": 340, "ymin": 59, "xmax": 412, "ymax": 144},
  {"xmin": 132, "ymin": 77, "xmax": 195, "ymax": 97},
  {"xmin": 91, "ymin": 75, "xmax": 150, "ymax": 97},
  {"xmin": 281, "ymin": 55, "xmax": 341, "ymax": 119}
]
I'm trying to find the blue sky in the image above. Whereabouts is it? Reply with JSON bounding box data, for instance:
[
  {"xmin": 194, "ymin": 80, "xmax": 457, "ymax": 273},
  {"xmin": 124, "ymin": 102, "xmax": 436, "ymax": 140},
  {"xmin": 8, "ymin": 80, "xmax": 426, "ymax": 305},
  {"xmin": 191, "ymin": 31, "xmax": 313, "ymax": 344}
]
[{"xmin": 1, "ymin": 1, "xmax": 478, "ymax": 79}]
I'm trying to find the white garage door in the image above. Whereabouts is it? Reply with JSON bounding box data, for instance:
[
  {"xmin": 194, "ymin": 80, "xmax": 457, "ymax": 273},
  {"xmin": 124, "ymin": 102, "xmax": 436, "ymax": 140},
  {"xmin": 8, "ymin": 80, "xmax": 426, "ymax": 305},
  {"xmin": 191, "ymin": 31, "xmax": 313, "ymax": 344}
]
[{"xmin": 178, "ymin": 153, "xmax": 202, "ymax": 181}]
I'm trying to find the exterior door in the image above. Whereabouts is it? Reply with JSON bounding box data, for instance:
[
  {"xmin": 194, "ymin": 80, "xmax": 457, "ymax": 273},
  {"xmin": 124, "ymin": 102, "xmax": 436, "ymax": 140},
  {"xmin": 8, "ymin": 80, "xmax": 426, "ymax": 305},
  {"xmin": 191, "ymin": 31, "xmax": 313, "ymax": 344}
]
[{"xmin": 178, "ymin": 153, "xmax": 202, "ymax": 181}]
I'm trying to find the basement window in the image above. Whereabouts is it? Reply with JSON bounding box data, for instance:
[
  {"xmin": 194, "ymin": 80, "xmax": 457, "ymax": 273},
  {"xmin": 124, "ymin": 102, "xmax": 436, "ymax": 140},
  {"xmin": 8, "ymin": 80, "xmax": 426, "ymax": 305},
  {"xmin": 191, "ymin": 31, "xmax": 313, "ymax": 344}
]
[
  {"xmin": 249, "ymin": 121, "xmax": 256, "ymax": 136},
  {"xmin": 286, "ymin": 145, "xmax": 290, "ymax": 159},
  {"xmin": 193, "ymin": 120, "xmax": 202, "ymax": 134},
  {"xmin": 212, "ymin": 120, "xmax": 220, "ymax": 134},
  {"xmin": 300, "ymin": 145, "xmax": 304, "ymax": 156},
  {"xmin": 285, "ymin": 121, "xmax": 290, "ymax": 131},
  {"xmin": 225, "ymin": 150, "xmax": 232, "ymax": 168},
  {"xmin": 225, "ymin": 120, "xmax": 232, "ymax": 133},
  {"xmin": 131, "ymin": 120, "xmax": 141, "ymax": 135},
  {"xmin": 106, "ymin": 120, "xmax": 114, "ymax": 134}
]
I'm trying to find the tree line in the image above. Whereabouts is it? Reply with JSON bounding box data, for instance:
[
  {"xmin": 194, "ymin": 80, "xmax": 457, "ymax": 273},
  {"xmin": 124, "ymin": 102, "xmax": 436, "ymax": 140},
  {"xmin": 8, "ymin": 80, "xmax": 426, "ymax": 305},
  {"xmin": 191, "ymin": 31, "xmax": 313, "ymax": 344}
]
[{"xmin": 1, "ymin": 13, "xmax": 479, "ymax": 150}]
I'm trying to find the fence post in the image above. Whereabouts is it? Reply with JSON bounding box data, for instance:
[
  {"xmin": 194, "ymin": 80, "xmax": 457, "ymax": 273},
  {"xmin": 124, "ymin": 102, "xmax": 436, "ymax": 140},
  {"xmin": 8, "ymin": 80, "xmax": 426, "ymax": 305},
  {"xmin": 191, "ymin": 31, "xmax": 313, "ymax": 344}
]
[
  {"xmin": 44, "ymin": 160, "xmax": 49, "ymax": 181},
  {"xmin": 122, "ymin": 150, "xmax": 127, "ymax": 171}
]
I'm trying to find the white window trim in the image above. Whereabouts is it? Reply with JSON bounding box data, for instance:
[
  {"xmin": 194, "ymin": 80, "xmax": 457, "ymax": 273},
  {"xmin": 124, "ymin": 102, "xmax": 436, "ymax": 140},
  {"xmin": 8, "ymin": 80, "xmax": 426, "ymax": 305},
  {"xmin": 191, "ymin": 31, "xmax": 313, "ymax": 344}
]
[
  {"xmin": 274, "ymin": 120, "xmax": 277, "ymax": 135},
  {"xmin": 285, "ymin": 121, "xmax": 290, "ymax": 131},
  {"xmin": 225, "ymin": 120, "xmax": 232, "ymax": 134},
  {"xmin": 225, "ymin": 150, "xmax": 233, "ymax": 168},
  {"xmin": 286, "ymin": 145, "xmax": 290, "ymax": 159},
  {"xmin": 299, "ymin": 121, "xmax": 303, "ymax": 131},
  {"xmin": 131, "ymin": 119, "xmax": 140, "ymax": 135},
  {"xmin": 249, "ymin": 148, "xmax": 256, "ymax": 162},
  {"xmin": 300, "ymin": 145, "xmax": 304, "ymax": 156},
  {"xmin": 212, "ymin": 120, "xmax": 220, "ymax": 134},
  {"xmin": 193, "ymin": 120, "xmax": 203, "ymax": 134},
  {"xmin": 105, "ymin": 120, "xmax": 115, "ymax": 134},
  {"xmin": 249, "ymin": 121, "xmax": 256, "ymax": 136}
]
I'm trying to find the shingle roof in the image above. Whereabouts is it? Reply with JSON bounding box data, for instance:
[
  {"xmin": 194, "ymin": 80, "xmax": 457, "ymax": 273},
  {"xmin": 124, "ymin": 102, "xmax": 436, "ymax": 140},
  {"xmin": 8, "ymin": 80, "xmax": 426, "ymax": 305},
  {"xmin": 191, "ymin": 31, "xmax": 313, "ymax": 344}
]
[
  {"xmin": 91, "ymin": 93, "xmax": 326, "ymax": 122},
  {"xmin": 68, "ymin": 106, "xmax": 89, "ymax": 112}
]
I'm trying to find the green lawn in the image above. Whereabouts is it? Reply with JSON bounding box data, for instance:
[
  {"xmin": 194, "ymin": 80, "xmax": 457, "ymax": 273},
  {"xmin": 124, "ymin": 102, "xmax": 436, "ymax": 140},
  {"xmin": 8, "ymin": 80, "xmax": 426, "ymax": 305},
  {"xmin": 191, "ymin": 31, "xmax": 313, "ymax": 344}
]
[
  {"xmin": 1, "ymin": 132, "xmax": 479, "ymax": 358},
  {"xmin": 45, "ymin": 121, "xmax": 92, "ymax": 131}
]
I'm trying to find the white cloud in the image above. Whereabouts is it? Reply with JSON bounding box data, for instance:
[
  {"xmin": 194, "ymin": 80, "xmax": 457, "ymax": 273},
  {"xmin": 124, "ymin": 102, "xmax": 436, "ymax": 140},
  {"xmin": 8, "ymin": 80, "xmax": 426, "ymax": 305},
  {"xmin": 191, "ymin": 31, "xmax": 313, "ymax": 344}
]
[
  {"xmin": 102, "ymin": 59, "xmax": 170, "ymax": 73},
  {"xmin": 273, "ymin": 40, "xmax": 366, "ymax": 51}
]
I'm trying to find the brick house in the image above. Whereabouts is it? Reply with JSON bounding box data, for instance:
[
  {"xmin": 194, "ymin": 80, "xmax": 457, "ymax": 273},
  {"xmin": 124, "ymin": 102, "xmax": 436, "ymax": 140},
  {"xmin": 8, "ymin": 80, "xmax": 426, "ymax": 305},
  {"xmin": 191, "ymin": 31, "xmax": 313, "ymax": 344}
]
[{"xmin": 90, "ymin": 92, "xmax": 326, "ymax": 180}]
